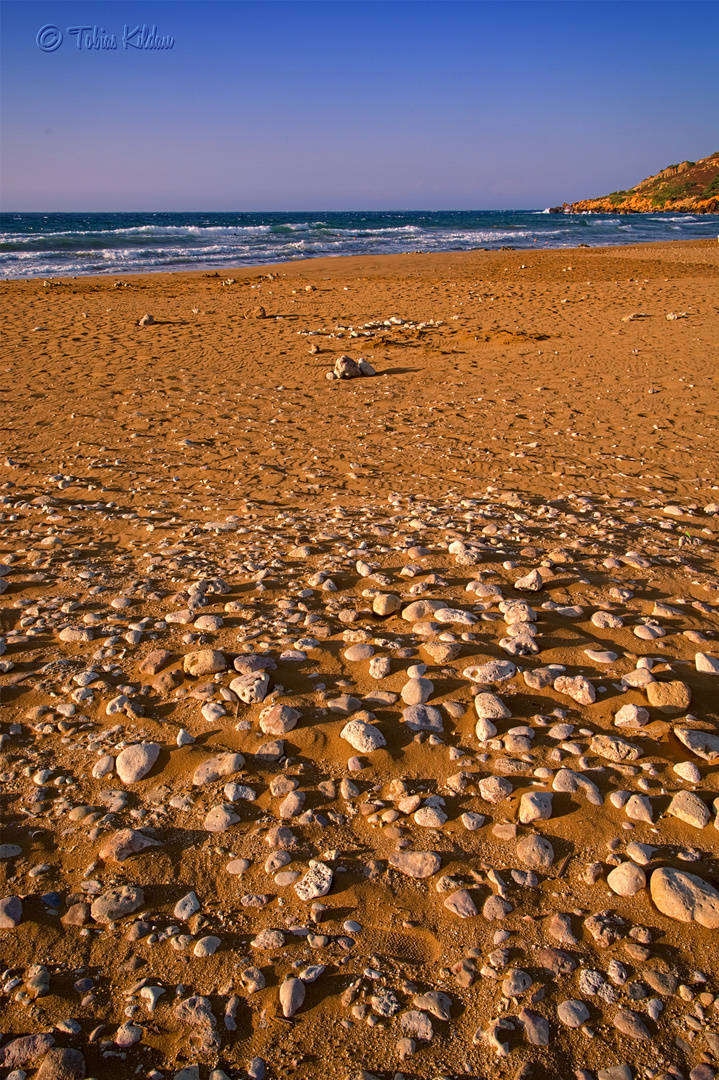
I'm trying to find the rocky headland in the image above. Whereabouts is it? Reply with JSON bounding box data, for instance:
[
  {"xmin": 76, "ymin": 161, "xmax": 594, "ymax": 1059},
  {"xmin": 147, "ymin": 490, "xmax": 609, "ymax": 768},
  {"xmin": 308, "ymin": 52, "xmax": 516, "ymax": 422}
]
[{"xmin": 553, "ymin": 153, "xmax": 719, "ymax": 214}]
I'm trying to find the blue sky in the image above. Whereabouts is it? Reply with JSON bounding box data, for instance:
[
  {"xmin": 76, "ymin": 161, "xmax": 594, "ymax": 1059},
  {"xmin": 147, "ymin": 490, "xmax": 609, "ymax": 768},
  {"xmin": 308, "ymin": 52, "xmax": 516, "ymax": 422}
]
[{"xmin": 1, "ymin": 0, "xmax": 717, "ymax": 210}]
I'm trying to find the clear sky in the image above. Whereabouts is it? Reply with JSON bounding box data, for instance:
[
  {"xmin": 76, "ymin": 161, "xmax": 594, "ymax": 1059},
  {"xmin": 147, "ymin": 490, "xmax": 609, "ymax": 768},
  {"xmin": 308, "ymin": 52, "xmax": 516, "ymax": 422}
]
[{"xmin": 1, "ymin": 0, "xmax": 717, "ymax": 211}]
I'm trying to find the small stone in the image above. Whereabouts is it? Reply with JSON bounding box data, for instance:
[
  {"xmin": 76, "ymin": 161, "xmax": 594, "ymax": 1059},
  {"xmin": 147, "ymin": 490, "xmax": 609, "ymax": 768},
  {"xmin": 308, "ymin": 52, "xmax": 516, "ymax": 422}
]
[
  {"xmin": 643, "ymin": 969, "xmax": 677, "ymax": 996},
  {"xmin": 483, "ymin": 895, "xmax": 512, "ymax": 919},
  {"xmin": 646, "ymin": 680, "xmax": 691, "ymax": 714},
  {"xmin": 344, "ymin": 643, "xmax": 374, "ymax": 662},
  {"xmin": 266, "ymin": 825, "xmax": 298, "ymax": 850},
  {"xmin": 174, "ymin": 995, "xmax": 217, "ymax": 1044},
  {"xmin": 503, "ymin": 968, "xmax": 532, "ymax": 996},
  {"xmin": 557, "ymin": 999, "xmax": 590, "ymax": 1028},
  {"xmin": 371, "ymin": 987, "xmax": 401, "ymax": 1017},
  {"xmin": 183, "ymin": 649, "xmax": 227, "ymax": 676},
  {"xmin": 517, "ymin": 834, "xmax": 554, "ymax": 870},
  {"xmin": 613, "ymin": 1007, "xmax": 651, "ymax": 1040},
  {"xmin": 421, "ymin": 641, "xmax": 461, "ymax": 663},
  {"xmin": 591, "ymin": 734, "xmax": 642, "ymax": 763},
  {"xmin": 194, "ymin": 935, "xmax": 221, "ymax": 957},
  {"xmin": 230, "ymin": 670, "xmax": 270, "ymax": 703},
  {"xmin": 554, "ymin": 675, "xmax": 596, "ymax": 706},
  {"xmin": 596, "ymin": 1069, "xmax": 633, "ymax": 1080},
  {"xmin": 193, "ymin": 752, "xmax": 245, "ymax": 786},
  {"xmin": 607, "ymin": 862, "xmax": 647, "ymax": 897},
  {"xmin": 444, "ymin": 889, "xmax": 478, "ymax": 918},
  {"xmin": 585, "ymin": 648, "xmax": 618, "ymax": 663},
  {"xmin": 519, "ymin": 1007, "xmax": 549, "ymax": 1046},
  {"xmin": 373, "ymin": 593, "xmax": 401, "ymax": 616},
  {"xmin": 368, "ymin": 656, "xmax": 391, "ymax": 680},
  {"xmin": 464, "ymin": 659, "xmax": 517, "ymax": 683},
  {"xmin": 295, "ymin": 860, "xmax": 333, "ymax": 901},
  {"xmin": 115, "ymin": 742, "xmax": 160, "ymax": 784},
  {"xmin": 90, "ymin": 885, "xmax": 144, "ymax": 923},
  {"xmin": 414, "ymin": 805, "xmax": 447, "ymax": 828},
  {"xmin": 523, "ymin": 666, "xmax": 555, "ymax": 689},
  {"xmin": 35, "ymin": 1047, "xmax": 86, "ymax": 1080},
  {"xmin": 673, "ymin": 760, "xmax": 701, "ymax": 783},
  {"xmin": 140, "ymin": 986, "xmax": 166, "ymax": 1012},
  {"xmin": 98, "ymin": 828, "xmax": 162, "ymax": 862},
  {"xmin": 667, "ymin": 790, "xmax": 710, "ymax": 829},
  {"xmin": 649, "ymin": 867, "xmax": 719, "ymax": 927},
  {"xmin": 115, "ymin": 1022, "xmax": 143, "ymax": 1047},
  {"xmin": 674, "ymin": 726, "xmax": 719, "ymax": 761},
  {"xmin": 475, "ymin": 716, "xmax": 498, "ymax": 742},
  {"xmin": 204, "ymin": 803, "xmax": 240, "ymax": 832},
  {"xmin": 388, "ymin": 851, "xmax": 441, "ymax": 878},
  {"xmin": 614, "ymin": 704, "xmax": 650, "ymax": 728},
  {"xmin": 695, "ymin": 652, "xmax": 719, "ymax": 674},
  {"xmin": 479, "ymin": 776, "xmax": 513, "ymax": 803},
  {"xmin": 401, "ymin": 677, "xmax": 434, "ymax": 705},
  {"xmin": 625, "ymin": 794, "xmax": 654, "ymax": 823},
  {"xmin": 139, "ymin": 648, "xmax": 172, "ymax": 674},
  {"xmin": 515, "ymin": 568, "xmax": 544, "ymax": 591},
  {"xmin": 0, "ymin": 1035, "xmax": 56, "ymax": 1069},
  {"xmin": 61, "ymin": 902, "xmax": 90, "ymax": 926},
  {"xmin": 412, "ymin": 990, "xmax": 451, "ymax": 1020},
  {"xmin": 174, "ymin": 891, "xmax": 201, "ymax": 920},
  {"xmin": 397, "ymin": 1037, "xmax": 416, "ymax": 1060},
  {"xmin": 279, "ymin": 790, "xmax": 306, "ymax": 818},
  {"xmin": 340, "ymin": 719, "xmax": 386, "ymax": 753},
  {"xmin": 0, "ymin": 894, "xmax": 22, "ymax": 927},
  {"xmin": 626, "ymin": 842, "xmax": 655, "ymax": 865},
  {"xmin": 402, "ymin": 704, "xmax": 444, "ymax": 733},
  {"xmin": 552, "ymin": 768, "xmax": 603, "ymax": 806},
  {"xmin": 400, "ymin": 1009, "xmax": 433, "ymax": 1041},
  {"xmin": 279, "ymin": 977, "xmax": 305, "ymax": 1017},
  {"xmin": 474, "ymin": 692, "xmax": 511, "ymax": 719},
  {"xmin": 259, "ymin": 704, "xmax": 300, "ymax": 735},
  {"xmin": 519, "ymin": 792, "xmax": 553, "ymax": 823},
  {"xmin": 538, "ymin": 947, "xmax": 577, "ymax": 976}
]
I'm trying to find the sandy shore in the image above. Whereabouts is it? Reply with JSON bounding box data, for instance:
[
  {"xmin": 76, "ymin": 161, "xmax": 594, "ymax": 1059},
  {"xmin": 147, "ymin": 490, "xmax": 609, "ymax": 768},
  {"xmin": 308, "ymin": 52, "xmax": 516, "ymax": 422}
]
[
  {"xmin": 0, "ymin": 240, "xmax": 718, "ymax": 1080},
  {"xmin": 2, "ymin": 239, "xmax": 718, "ymax": 510}
]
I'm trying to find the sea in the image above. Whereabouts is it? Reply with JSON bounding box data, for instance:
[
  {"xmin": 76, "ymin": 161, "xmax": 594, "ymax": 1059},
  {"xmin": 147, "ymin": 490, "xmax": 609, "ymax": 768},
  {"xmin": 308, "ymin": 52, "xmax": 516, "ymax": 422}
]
[{"xmin": 1, "ymin": 209, "xmax": 718, "ymax": 279}]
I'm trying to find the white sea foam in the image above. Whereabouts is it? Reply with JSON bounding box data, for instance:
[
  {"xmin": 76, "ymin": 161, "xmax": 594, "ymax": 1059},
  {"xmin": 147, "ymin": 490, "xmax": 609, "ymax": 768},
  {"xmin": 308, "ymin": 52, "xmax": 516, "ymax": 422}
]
[{"xmin": 2, "ymin": 210, "xmax": 718, "ymax": 279}]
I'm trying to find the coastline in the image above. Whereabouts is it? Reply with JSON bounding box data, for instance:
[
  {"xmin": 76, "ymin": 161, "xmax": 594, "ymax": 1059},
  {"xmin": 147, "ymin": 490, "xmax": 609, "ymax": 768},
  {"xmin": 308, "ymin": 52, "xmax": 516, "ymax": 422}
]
[{"xmin": 3, "ymin": 208, "xmax": 718, "ymax": 281}]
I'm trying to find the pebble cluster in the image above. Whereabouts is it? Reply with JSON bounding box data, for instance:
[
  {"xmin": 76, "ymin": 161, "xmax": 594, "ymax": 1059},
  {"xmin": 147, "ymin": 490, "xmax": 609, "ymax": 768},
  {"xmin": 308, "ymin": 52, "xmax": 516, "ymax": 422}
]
[{"xmin": 1, "ymin": 479, "xmax": 718, "ymax": 1080}]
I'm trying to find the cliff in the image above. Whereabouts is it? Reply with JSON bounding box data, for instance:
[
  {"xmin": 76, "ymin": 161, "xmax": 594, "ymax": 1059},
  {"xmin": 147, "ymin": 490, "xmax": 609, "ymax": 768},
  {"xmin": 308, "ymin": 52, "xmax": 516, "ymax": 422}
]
[{"xmin": 555, "ymin": 151, "xmax": 719, "ymax": 214}]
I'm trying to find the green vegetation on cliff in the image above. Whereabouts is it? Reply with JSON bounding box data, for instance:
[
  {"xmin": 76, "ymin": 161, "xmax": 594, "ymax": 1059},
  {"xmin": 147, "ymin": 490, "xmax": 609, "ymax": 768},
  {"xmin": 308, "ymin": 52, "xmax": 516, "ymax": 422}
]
[{"xmin": 563, "ymin": 152, "xmax": 719, "ymax": 214}]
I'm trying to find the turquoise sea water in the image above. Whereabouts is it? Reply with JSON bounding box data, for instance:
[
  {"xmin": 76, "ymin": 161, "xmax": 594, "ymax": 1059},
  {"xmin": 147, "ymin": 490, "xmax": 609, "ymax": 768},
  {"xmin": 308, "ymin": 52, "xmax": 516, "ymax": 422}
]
[{"xmin": 1, "ymin": 209, "xmax": 717, "ymax": 279}]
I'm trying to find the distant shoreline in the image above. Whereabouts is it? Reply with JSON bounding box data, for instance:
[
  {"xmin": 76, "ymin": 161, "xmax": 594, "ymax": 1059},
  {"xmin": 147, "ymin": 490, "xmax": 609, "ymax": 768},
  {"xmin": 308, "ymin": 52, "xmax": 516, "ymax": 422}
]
[
  {"xmin": 1, "ymin": 235, "xmax": 716, "ymax": 288},
  {"xmin": 3, "ymin": 209, "xmax": 718, "ymax": 280}
]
